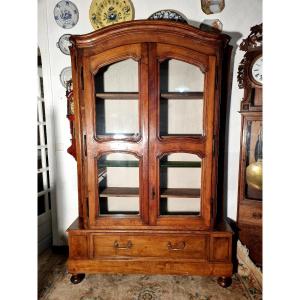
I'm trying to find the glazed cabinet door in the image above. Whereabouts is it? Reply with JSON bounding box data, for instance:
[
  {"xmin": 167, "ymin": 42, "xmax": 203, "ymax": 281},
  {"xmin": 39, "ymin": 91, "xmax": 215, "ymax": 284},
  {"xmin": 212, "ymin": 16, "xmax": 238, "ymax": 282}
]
[
  {"xmin": 83, "ymin": 44, "xmax": 149, "ymax": 228},
  {"xmin": 148, "ymin": 43, "xmax": 217, "ymax": 230}
]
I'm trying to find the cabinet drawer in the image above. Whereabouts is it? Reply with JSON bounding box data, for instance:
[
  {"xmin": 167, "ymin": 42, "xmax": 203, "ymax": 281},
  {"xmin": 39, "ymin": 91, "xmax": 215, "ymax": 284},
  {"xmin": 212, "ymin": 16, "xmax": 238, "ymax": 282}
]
[
  {"xmin": 239, "ymin": 201, "xmax": 262, "ymax": 225},
  {"xmin": 92, "ymin": 234, "xmax": 208, "ymax": 260}
]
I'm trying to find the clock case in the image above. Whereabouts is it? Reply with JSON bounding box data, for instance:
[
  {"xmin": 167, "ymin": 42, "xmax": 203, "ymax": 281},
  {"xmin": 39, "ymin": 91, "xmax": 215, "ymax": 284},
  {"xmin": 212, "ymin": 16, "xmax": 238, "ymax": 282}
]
[{"xmin": 237, "ymin": 23, "xmax": 262, "ymax": 266}]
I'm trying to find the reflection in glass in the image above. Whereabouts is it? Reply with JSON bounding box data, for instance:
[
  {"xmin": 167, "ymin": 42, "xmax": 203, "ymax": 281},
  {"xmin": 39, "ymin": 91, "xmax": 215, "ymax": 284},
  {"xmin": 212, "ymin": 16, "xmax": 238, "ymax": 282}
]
[
  {"xmin": 159, "ymin": 153, "xmax": 201, "ymax": 215},
  {"xmin": 245, "ymin": 121, "xmax": 262, "ymax": 200},
  {"xmin": 159, "ymin": 59, "xmax": 204, "ymax": 136},
  {"xmin": 94, "ymin": 59, "xmax": 139, "ymax": 138},
  {"xmin": 98, "ymin": 153, "xmax": 139, "ymax": 215}
]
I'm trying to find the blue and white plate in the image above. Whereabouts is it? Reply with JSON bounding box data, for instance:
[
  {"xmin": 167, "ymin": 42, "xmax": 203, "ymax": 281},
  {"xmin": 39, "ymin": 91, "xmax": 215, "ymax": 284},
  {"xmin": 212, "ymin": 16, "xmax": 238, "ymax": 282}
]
[
  {"xmin": 54, "ymin": 1, "xmax": 79, "ymax": 29},
  {"xmin": 148, "ymin": 10, "xmax": 187, "ymax": 24}
]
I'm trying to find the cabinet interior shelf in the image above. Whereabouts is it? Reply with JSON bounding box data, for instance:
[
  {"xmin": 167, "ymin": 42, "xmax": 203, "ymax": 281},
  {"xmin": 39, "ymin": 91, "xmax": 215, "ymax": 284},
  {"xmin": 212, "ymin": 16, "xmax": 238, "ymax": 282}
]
[
  {"xmin": 95, "ymin": 92, "xmax": 203, "ymax": 100},
  {"xmin": 99, "ymin": 187, "xmax": 200, "ymax": 198},
  {"xmin": 160, "ymin": 188, "xmax": 200, "ymax": 198},
  {"xmin": 100, "ymin": 187, "xmax": 138, "ymax": 197},
  {"xmin": 98, "ymin": 161, "xmax": 201, "ymax": 168}
]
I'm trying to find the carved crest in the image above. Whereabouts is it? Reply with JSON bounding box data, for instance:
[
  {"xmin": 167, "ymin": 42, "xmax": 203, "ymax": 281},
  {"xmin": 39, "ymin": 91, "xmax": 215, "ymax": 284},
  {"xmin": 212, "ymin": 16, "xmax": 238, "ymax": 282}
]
[
  {"xmin": 238, "ymin": 23, "xmax": 262, "ymax": 90},
  {"xmin": 237, "ymin": 23, "xmax": 263, "ymax": 111},
  {"xmin": 237, "ymin": 57, "xmax": 247, "ymax": 89},
  {"xmin": 240, "ymin": 23, "xmax": 262, "ymax": 51}
]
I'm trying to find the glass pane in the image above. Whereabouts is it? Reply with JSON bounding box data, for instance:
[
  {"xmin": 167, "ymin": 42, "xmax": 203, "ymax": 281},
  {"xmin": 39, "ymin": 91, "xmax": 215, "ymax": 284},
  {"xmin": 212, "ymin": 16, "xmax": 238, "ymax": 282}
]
[
  {"xmin": 38, "ymin": 195, "xmax": 46, "ymax": 216},
  {"xmin": 159, "ymin": 59, "xmax": 204, "ymax": 137},
  {"xmin": 48, "ymin": 192, "xmax": 51, "ymax": 210},
  {"xmin": 97, "ymin": 153, "xmax": 139, "ymax": 215},
  {"xmin": 38, "ymin": 172, "xmax": 44, "ymax": 193},
  {"xmin": 43, "ymin": 125, "xmax": 47, "ymax": 144},
  {"xmin": 245, "ymin": 120, "xmax": 262, "ymax": 200},
  {"xmin": 159, "ymin": 153, "xmax": 201, "ymax": 215},
  {"xmin": 45, "ymin": 148, "xmax": 49, "ymax": 167},
  {"xmin": 94, "ymin": 59, "xmax": 139, "ymax": 139},
  {"xmin": 38, "ymin": 149, "xmax": 42, "ymax": 169},
  {"xmin": 37, "ymin": 125, "xmax": 40, "ymax": 145},
  {"xmin": 41, "ymin": 100, "xmax": 46, "ymax": 121},
  {"xmin": 47, "ymin": 170, "xmax": 50, "ymax": 189},
  {"xmin": 40, "ymin": 77, "xmax": 44, "ymax": 98}
]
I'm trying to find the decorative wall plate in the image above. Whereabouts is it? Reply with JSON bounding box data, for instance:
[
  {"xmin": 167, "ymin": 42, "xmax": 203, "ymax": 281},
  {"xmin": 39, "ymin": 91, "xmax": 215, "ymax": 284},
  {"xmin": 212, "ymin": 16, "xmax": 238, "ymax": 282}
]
[
  {"xmin": 200, "ymin": 19, "xmax": 223, "ymax": 32},
  {"xmin": 201, "ymin": 0, "xmax": 225, "ymax": 15},
  {"xmin": 56, "ymin": 34, "xmax": 72, "ymax": 55},
  {"xmin": 54, "ymin": 1, "xmax": 79, "ymax": 29},
  {"xmin": 60, "ymin": 67, "xmax": 72, "ymax": 88},
  {"xmin": 89, "ymin": 0, "xmax": 134, "ymax": 30},
  {"xmin": 148, "ymin": 10, "xmax": 188, "ymax": 23}
]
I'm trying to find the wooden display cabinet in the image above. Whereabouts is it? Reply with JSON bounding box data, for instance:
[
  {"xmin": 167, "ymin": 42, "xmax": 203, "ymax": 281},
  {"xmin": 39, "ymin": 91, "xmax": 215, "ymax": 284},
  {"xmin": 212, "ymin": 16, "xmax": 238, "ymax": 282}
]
[{"xmin": 67, "ymin": 20, "xmax": 233, "ymax": 287}]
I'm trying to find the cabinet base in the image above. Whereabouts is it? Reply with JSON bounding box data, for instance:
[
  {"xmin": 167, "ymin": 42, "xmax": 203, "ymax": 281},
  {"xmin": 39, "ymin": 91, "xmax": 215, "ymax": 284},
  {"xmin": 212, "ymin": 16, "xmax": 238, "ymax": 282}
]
[
  {"xmin": 68, "ymin": 258, "xmax": 232, "ymax": 277},
  {"xmin": 67, "ymin": 219, "xmax": 233, "ymax": 284}
]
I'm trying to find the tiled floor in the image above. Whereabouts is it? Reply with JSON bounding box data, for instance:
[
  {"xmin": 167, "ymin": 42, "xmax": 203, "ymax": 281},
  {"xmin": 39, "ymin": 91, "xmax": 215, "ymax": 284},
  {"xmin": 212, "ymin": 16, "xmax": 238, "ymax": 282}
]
[{"xmin": 38, "ymin": 248, "xmax": 68, "ymax": 298}]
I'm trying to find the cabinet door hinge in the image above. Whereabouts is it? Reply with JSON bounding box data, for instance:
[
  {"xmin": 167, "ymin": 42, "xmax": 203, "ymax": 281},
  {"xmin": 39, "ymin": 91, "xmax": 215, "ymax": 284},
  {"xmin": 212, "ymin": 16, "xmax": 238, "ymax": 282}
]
[
  {"xmin": 86, "ymin": 197, "xmax": 89, "ymax": 219},
  {"xmin": 212, "ymin": 134, "xmax": 216, "ymax": 156},
  {"xmin": 83, "ymin": 133, "xmax": 87, "ymax": 156},
  {"xmin": 151, "ymin": 187, "xmax": 155, "ymax": 201},
  {"xmin": 215, "ymin": 71, "xmax": 219, "ymax": 88},
  {"xmin": 211, "ymin": 197, "xmax": 215, "ymax": 220},
  {"xmin": 81, "ymin": 66, "xmax": 84, "ymax": 90}
]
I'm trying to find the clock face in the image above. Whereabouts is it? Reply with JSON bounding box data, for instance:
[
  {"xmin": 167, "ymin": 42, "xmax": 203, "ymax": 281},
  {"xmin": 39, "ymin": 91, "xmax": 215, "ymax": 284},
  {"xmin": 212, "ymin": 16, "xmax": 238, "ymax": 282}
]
[
  {"xmin": 89, "ymin": 0, "xmax": 134, "ymax": 30},
  {"xmin": 251, "ymin": 55, "xmax": 263, "ymax": 85}
]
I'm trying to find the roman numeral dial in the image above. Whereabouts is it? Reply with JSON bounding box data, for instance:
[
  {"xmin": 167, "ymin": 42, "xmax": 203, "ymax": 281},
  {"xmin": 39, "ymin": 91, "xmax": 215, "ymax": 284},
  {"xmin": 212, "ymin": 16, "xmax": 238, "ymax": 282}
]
[{"xmin": 251, "ymin": 56, "xmax": 263, "ymax": 85}]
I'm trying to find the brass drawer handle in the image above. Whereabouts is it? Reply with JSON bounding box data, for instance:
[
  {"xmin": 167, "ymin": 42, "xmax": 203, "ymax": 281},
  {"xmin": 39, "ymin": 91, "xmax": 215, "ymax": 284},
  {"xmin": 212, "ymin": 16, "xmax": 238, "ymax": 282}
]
[
  {"xmin": 167, "ymin": 241, "xmax": 186, "ymax": 251},
  {"xmin": 113, "ymin": 240, "xmax": 133, "ymax": 250},
  {"xmin": 252, "ymin": 212, "xmax": 262, "ymax": 219}
]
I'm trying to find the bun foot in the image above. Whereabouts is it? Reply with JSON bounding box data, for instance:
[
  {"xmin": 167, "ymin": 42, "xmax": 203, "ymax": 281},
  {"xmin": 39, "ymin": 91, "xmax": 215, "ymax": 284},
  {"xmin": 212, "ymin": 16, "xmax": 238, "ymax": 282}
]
[
  {"xmin": 217, "ymin": 276, "xmax": 232, "ymax": 288},
  {"xmin": 70, "ymin": 273, "xmax": 85, "ymax": 284}
]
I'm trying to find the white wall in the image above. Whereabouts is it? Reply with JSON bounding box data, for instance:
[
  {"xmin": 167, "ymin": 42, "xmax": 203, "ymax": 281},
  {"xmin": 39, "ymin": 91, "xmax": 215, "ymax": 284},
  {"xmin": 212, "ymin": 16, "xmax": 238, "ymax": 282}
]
[{"xmin": 39, "ymin": 0, "xmax": 262, "ymax": 245}]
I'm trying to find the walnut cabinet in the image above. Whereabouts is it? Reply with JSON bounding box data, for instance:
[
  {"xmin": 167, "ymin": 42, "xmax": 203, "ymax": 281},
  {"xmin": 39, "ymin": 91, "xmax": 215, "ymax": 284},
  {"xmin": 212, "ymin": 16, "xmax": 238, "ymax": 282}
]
[{"xmin": 67, "ymin": 20, "xmax": 233, "ymax": 286}]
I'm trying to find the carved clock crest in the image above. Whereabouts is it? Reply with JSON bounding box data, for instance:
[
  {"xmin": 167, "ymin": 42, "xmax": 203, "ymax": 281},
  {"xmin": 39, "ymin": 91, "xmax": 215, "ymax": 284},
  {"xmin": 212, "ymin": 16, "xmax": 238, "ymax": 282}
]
[{"xmin": 237, "ymin": 23, "xmax": 262, "ymax": 111}]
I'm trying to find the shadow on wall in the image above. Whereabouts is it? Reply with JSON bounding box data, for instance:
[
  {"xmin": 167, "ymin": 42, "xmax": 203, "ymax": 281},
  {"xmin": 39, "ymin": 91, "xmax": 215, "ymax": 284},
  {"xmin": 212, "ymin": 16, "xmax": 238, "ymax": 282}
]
[
  {"xmin": 189, "ymin": 20, "xmax": 243, "ymax": 271},
  {"xmin": 219, "ymin": 29, "xmax": 243, "ymax": 273},
  {"xmin": 186, "ymin": 17, "xmax": 242, "ymax": 217},
  {"xmin": 218, "ymin": 29, "xmax": 243, "ymax": 222},
  {"xmin": 188, "ymin": 18, "xmax": 242, "ymax": 224}
]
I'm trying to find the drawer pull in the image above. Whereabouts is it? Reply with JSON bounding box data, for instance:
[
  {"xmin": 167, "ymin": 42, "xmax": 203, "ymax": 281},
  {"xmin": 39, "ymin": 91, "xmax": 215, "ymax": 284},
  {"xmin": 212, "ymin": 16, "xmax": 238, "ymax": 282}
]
[
  {"xmin": 252, "ymin": 212, "xmax": 262, "ymax": 219},
  {"xmin": 113, "ymin": 240, "xmax": 133, "ymax": 250},
  {"xmin": 167, "ymin": 241, "xmax": 186, "ymax": 251}
]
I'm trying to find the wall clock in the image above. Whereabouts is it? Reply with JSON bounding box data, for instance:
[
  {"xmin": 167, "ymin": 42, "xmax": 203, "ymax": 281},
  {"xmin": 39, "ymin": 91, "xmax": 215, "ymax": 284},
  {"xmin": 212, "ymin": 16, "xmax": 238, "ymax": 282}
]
[
  {"xmin": 56, "ymin": 34, "xmax": 72, "ymax": 55},
  {"xmin": 89, "ymin": 0, "xmax": 134, "ymax": 30},
  {"xmin": 54, "ymin": 1, "xmax": 79, "ymax": 29},
  {"xmin": 237, "ymin": 23, "xmax": 263, "ymax": 267}
]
